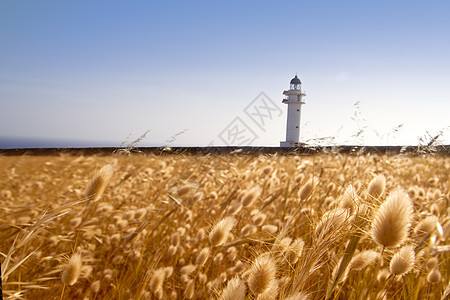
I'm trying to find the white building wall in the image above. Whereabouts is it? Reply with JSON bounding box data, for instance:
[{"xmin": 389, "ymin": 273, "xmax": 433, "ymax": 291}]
[{"xmin": 286, "ymin": 101, "xmax": 301, "ymax": 142}]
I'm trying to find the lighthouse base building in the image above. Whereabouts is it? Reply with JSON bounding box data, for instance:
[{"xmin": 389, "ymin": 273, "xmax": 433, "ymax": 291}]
[{"xmin": 280, "ymin": 75, "xmax": 306, "ymax": 148}]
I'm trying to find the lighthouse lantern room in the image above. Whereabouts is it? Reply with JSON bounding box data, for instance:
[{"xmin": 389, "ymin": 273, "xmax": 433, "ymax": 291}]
[{"xmin": 280, "ymin": 75, "xmax": 306, "ymax": 147}]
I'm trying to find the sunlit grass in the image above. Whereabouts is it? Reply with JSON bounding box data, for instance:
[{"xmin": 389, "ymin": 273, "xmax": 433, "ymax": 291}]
[{"xmin": 0, "ymin": 152, "xmax": 448, "ymax": 299}]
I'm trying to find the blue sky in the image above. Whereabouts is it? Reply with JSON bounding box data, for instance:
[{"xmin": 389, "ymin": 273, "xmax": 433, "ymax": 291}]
[{"xmin": 1, "ymin": 0, "xmax": 449, "ymax": 147}]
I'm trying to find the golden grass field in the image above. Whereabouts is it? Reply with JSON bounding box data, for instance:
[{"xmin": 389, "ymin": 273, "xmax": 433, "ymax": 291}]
[{"xmin": 0, "ymin": 152, "xmax": 449, "ymax": 299}]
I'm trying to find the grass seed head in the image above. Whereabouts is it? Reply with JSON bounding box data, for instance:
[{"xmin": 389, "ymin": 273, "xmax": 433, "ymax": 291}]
[
  {"xmin": 377, "ymin": 268, "xmax": 390, "ymax": 283},
  {"xmin": 247, "ymin": 254, "xmax": 277, "ymax": 295},
  {"xmin": 81, "ymin": 265, "xmax": 93, "ymax": 278},
  {"xmin": 177, "ymin": 226, "xmax": 186, "ymax": 236},
  {"xmin": 170, "ymin": 290, "xmax": 178, "ymax": 300},
  {"xmin": 85, "ymin": 164, "xmax": 114, "ymax": 201},
  {"xmin": 196, "ymin": 228, "xmax": 206, "ymax": 241},
  {"xmin": 252, "ymin": 213, "xmax": 267, "ymax": 227},
  {"xmin": 149, "ymin": 268, "xmax": 166, "ymax": 292},
  {"xmin": 367, "ymin": 174, "xmax": 386, "ymax": 199},
  {"xmin": 167, "ymin": 245, "xmax": 177, "ymax": 256},
  {"xmin": 195, "ymin": 247, "xmax": 210, "ymax": 267},
  {"xmin": 349, "ymin": 250, "xmax": 379, "ymax": 271},
  {"xmin": 298, "ymin": 180, "xmax": 314, "ymax": 202},
  {"xmin": 178, "ymin": 184, "xmax": 193, "ymax": 197},
  {"xmin": 214, "ymin": 253, "xmax": 224, "ymax": 265},
  {"xmin": 61, "ymin": 253, "xmax": 82, "ymax": 286},
  {"xmin": 430, "ymin": 203, "xmax": 440, "ymax": 216},
  {"xmin": 69, "ymin": 217, "xmax": 82, "ymax": 228},
  {"xmin": 227, "ymin": 202, "xmax": 243, "ymax": 215},
  {"xmin": 180, "ymin": 264, "xmax": 196, "ymax": 276},
  {"xmin": 134, "ymin": 207, "xmax": 147, "ymax": 220},
  {"xmin": 209, "ymin": 217, "xmax": 236, "ymax": 246},
  {"xmin": 90, "ymin": 280, "xmax": 101, "ymax": 293},
  {"xmin": 123, "ymin": 210, "xmax": 135, "ymax": 220},
  {"xmin": 315, "ymin": 208, "xmax": 350, "ymax": 237},
  {"xmin": 220, "ymin": 277, "xmax": 246, "ymax": 300},
  {"xmin": 185, "ymin": 279, "xmax": 195, "ymax": 299},
  {"xmin": 154, "ymin": 288, "xmax": 163, "ymax": 299},
  {"xmin": 277, "ymin": 237, "xmax": 292, "ymax": 252},
  {"xmin": 176, "ymin": 245, "xmax": 185, "ymax": 256},
  {"xmin": 286, "ymin": 238, "xmax": 304, "ymax": 264},
  {"xmin": 96, "ymin": 203, "xmax": 113, "ymax": 215},
  {"xmin": 241, "ymin": 186, "xmax": 262, "ymax": 207},
  {"xmin": 339, "ymin": 185, "xmax": 359, "ymax": 213},
  {"xmin": 198, "ymin": 272, "xmax": 207, "ymax": 285},
  {"xmin": 427, "ymin": 267, "xmax": 442, "ymax": 283},
  {"xmin": 426, "ymin": 257, "xmax": 439, "ymax": 270},
  {"xmin": 262, "ymin": 224, "xmax": 278, "ymax": 234},
  {"xmin": 117, "ymin": 219, "xmax": 128, "ymax": 230},
  {"xmin": 164, "ymin": 266, "xmax": 173, "ymax": 278},
  {"xmin": 370, "ymin": 189, "xmax": 413, "ymax": 248},
  {"xmin": 241, "ymin": 224, "xmax": 258, "ymax": 236},
  {"xmin": 171, "ymin": 232, "xmax": 180, "ymax": 247},
  {"xmin": 256, "ymin": 280, "xmax": 279, "ymax": 300},
  {"xmin": 414, "ymin": 215, "xmax": 438, "ymax": 239},
  {"xmin": 262, "ymin": 165, "xmax": 273, "ymax": 175},
  {"xmin": 232, "ymin": 260, "xmax": 246, "ymax": 274},
  {"xmin": 389, "ymin": 245, "xmax": 415, "ymax": 276}
]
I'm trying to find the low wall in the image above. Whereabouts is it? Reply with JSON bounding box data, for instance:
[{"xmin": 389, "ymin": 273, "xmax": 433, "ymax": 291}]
[{"xmin": 1, "ymin": 145, "xmax": 449, "ymax": 156}]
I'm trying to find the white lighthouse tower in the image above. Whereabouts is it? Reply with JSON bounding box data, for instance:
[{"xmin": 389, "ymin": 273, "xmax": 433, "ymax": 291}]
[{"xmin": 280, "ymin": 75, "xmax": 306, "ymax": 147}]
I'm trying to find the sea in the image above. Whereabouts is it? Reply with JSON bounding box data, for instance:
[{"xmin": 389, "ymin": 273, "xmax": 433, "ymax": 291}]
[{"xmin": 0, "ymin": 136, "xmax": 122, "ymax": 149}]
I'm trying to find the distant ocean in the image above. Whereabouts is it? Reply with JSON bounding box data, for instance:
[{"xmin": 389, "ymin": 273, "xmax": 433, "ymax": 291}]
[{"xmin": 0, "ymin": 137, "xmax": 122, "ymax": 149}]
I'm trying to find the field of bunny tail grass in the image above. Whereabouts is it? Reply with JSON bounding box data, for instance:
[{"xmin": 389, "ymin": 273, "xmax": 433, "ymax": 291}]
[{"xmin": 0, "ymin": 149, "xmax": 449, "ymax": 299}]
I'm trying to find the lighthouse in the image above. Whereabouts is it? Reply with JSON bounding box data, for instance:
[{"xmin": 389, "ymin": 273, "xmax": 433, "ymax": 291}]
[{"xmin": 280, "ymin": 75, "xmax": 306, "ymax": 147}]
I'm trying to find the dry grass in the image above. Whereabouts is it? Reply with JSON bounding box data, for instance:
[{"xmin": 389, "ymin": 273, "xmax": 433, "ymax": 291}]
[{"xmin": 0, "ymin": 152, "xmax": 449, "ymax": 299}]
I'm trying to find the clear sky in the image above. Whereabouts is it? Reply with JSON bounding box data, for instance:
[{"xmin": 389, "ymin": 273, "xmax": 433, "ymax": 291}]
[{"xmin": 1, "ymin": 0, "xmax": 449, "ymax": 147}]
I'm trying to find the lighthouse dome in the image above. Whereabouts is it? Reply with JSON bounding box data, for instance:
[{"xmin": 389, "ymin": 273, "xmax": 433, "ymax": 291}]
[{"xmin": 290, "ymin": 75, "xmax": 301, "ymax": 85}]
